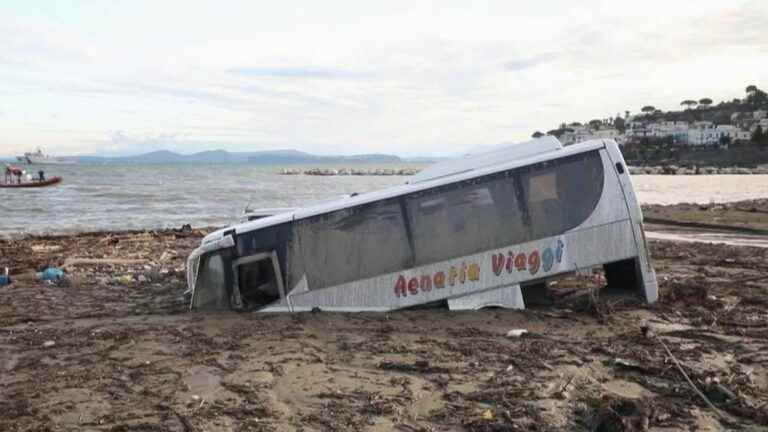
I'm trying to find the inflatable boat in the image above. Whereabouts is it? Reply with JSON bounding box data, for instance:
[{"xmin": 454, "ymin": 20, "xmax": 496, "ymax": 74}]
[{"xmin": 0, "ymin": 177, "xmax": 62, "ymax": 188}]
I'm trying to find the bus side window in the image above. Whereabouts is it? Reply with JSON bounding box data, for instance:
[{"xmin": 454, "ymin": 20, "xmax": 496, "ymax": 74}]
[
  {"xmin": 405, "ymin": 174, "xmax": 526, "ymax": 266},
  {"xmin": 521, "ymin": 151, "xmax": 604, "ymax": 239},
  {"xmin": 298, "ymin": 200, "xmax": 413, "ymax": 290}
]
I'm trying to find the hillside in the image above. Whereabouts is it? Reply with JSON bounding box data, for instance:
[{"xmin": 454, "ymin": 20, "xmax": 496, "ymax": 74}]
[{"xmin": 66, "ymin": 149, "xmax": 406, "ymax": 164}]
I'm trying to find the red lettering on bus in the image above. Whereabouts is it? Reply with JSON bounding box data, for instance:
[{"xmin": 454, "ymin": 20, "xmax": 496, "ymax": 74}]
[
  {"xmin": 408, "ymin": 278, "xmax": 419, "ymax": 295},
  {"xmin": 394, "ymin": 275, "xmax": 407, "ymax": 297}
]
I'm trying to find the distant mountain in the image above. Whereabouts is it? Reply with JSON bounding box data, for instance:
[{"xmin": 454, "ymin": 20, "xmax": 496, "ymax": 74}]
[
  {"xmin": 403, "ymin": 156, "xmax": 451, "ymax": 163},
  {"xmin": 247, "ymin": 151, "xmax": 402, "ymax": 164},
  {"xmin": 65, "ymin": 149, "xmax": 409, "ymax": 164}
]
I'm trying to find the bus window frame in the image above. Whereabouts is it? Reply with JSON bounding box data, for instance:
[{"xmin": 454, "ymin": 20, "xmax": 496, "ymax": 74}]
[{"xmin": 231, "ymin": 250, "xmax": 286, "ymax": 310}]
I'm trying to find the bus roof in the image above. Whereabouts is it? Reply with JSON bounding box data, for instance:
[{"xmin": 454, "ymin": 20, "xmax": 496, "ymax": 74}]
[
  {"xmin": 204, "ymin": 138, "xmax": 610, "ymax": 243},
  {"xmin": 411, "ymin": 136, "xmax": 563, "ymax": 183}
]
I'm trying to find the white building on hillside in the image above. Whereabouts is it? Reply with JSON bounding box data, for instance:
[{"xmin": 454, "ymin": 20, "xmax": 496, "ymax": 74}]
[
  {"xmin": 735, "ymin": 130, "xmax": 752, "ymax": 141},
  {"xmin": 687, "ymin": 123, "xmax": 731, "ymax": 146},
  {"xmin": 560, "ymin": 125, "xmax": 595, "ymax": 145},
  {"xmin": 594, "ymin": 128, "xmax": 619, "ymax": 139},
  {"xmin": 648, "ymin": 121, "xmax": 689, "ymax": 143}
]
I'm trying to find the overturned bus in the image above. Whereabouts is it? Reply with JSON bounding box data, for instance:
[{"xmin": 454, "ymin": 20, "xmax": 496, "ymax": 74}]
[{"xmin": 187, "ymin": 137, "xmax": 658, "ymax": 312}]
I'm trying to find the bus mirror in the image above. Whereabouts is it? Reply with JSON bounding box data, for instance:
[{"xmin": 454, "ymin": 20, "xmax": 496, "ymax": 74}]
[{"xmin": 615, "ymin": 162, "xmax": 625, "ymax": 174}]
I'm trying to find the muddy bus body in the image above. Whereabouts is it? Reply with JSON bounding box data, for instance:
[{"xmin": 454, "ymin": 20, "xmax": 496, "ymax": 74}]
[{"xmin": 187, "ymin": 137, "xmax": 658, "ymax": 312}]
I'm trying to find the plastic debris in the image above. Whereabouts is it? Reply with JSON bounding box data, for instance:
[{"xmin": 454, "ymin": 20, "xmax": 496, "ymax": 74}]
[
  {"xmin": 117, "ymin": 275, "xmax": 134, "ymax": 285},
  {"xmin": 37, "ymin": 267, "xmax": 64, "ymax": 281},
  {"xmin": 0, "ymin": 267, "xmax": 10, "ymax": 286},
  {"xmin": 42, "ymin": 340, "xmax": 56, "ymax": 348},
  {"xmin": 506, "ymin": 329, "xmax": 528, "ymax": 338}
]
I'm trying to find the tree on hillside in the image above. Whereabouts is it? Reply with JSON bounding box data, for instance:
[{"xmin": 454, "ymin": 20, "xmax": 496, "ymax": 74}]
[
  {"xmin": 746, "ymin": 85, "xmax": 758, "ymax": 94},
  {"xmin": 532, "ymin": 131, "xmax": 544, "ymax": 138},
  {"xmin": 568, "ymin": 122, "xmax": 582, "ymax": 127},
  {"xmin": 624, "ymin": 110, "xmax": 630, "ymax": 119},
  {"xmin": 641, "ymin": 105, "xmax": 655, "ymax": 114},
  {"xmin": 753, "ymin": 125, "xmax": 764, "ymax": 143},
  {"xmin": 547, "ymin": 129, "xmax": 563, "ymax": 138},
  {"xmin": 614, "ymin": 117, "xmax": 626, "ymax": 133},
  {"xmin": 588, "ymin": 119, "xmax": 602, "ymax": 129},
  {"xmin": 698, "ymin": 98, "xmax": 713, "ymax": 108},
  {"xmin": 746, "ymin": 88, "xmax": 768, "ymax": 107},
  {"xmin": 680, "ymin": 100, "xmax": 698, "ymax": 110}
]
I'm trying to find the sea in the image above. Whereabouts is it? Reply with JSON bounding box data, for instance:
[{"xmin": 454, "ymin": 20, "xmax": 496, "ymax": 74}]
[{"xmin": 1, "ymin": 163, "xmax": 767, "ymax": 236}]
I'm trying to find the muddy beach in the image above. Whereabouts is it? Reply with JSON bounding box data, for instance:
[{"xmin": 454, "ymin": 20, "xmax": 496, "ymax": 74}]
[{"xmin": 1, "ymin": 203, "xmax": 767, "ymax": 431}]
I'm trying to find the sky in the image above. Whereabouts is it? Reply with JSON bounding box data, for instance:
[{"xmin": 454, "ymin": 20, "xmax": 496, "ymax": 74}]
[{"xmin": 0, "ymin": 0, "xmax": 766, "ymax": 157}]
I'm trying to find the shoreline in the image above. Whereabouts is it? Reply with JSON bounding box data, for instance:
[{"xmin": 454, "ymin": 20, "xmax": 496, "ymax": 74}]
[{"xmin": 629, "ymin": 165, "xmax": 768, "ymax": 175}]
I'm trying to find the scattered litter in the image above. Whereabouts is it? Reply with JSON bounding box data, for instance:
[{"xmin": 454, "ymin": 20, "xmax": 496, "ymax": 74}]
[
  {"xmin": 0, "ymin": 267, "xmax": 10, "ymax": 286},
  {"xmin": 117, "ymin": 275, "xmax": 134, "ymax": 285},
  {"xmin": 42, "ymin": 340, "xmax": 56, "ymax": 348},
  {"xmin": 62, "ymin": 258, "xmax": 148, "ymax": 269},
  {"xmin": 506, "ymin": 329, "xmax": 528, "ymax": 338},
  {"xmin": 481, "ymin": 409, "xmax": 494, "ymax": 420},
  {"xmin": 31, "ymin": 244, "xmax": 63, "ymax": 253},
  {"xmin": 609, "ymin": 358, "xmax": 648, "ymax": 373},
  {"xmin": 37, "ymin": 267, "xmax": 64, "ymax": 282}
]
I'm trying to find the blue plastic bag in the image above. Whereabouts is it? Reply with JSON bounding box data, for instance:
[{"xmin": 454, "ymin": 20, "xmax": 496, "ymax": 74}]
[{"xmin": 38, "ymin": 267, "xmax": 64, "ymax": 281}]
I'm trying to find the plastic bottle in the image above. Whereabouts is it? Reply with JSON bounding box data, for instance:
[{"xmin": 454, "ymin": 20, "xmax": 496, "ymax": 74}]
[{"xmin": 0, "ymin": 267, "xmax": 9, "ymax": 286}]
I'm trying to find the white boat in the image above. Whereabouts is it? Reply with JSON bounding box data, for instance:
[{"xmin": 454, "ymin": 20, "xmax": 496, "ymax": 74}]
[{"xmin": 16, "ymin": 148, "xmax": 74, "ymax": 165}]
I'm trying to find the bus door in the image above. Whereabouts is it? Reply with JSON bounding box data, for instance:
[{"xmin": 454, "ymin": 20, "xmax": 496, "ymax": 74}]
[{"xmin": 231, "ymin": 251, "xmax": 286, "ymax": 310}]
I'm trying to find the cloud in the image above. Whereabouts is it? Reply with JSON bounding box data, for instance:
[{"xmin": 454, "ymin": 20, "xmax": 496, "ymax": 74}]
[
  {"xmin": 504, "ymin": 53, "xmax": 559, "ymax": 71},
  {"xmin": 228, "ymin": 66, "xmax": 372, "ymax": 79},
  {"xmin": 1, "ymin": 0, "xmax": 767, "ymax": 157},
  {"xmin": 691, "ymin": 0, "xmax": 768, "ymax": 49}
]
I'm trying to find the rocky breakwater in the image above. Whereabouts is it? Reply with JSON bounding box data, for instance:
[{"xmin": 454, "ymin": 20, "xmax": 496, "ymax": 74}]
[
  {"xmin": 629, "ymin": 165, "xmax": 768, "ymax": 175},
  {"xmin": 280, "ymin": 167, "xmax": 421, "ymax": 176}
]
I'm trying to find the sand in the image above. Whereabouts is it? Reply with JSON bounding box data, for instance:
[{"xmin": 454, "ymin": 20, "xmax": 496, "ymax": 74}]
[{"xmin": 1, "ymin": 204, "xmax": 767, "ymax": 431}]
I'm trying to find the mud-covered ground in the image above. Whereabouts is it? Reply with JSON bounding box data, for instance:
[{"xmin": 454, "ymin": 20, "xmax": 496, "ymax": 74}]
[
  {"xmin": 1, "ymin": 206, "xmax": 767, "ymax": 431},
  {"xmin": 643, "ymin": 199, "xmax": 768, "ymax": 233}
]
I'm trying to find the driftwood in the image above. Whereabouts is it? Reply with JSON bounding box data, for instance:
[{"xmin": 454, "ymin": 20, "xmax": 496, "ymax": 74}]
[{"xmin": 62, "ymin": 258, "xmax": 149, "ymax": 269}]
